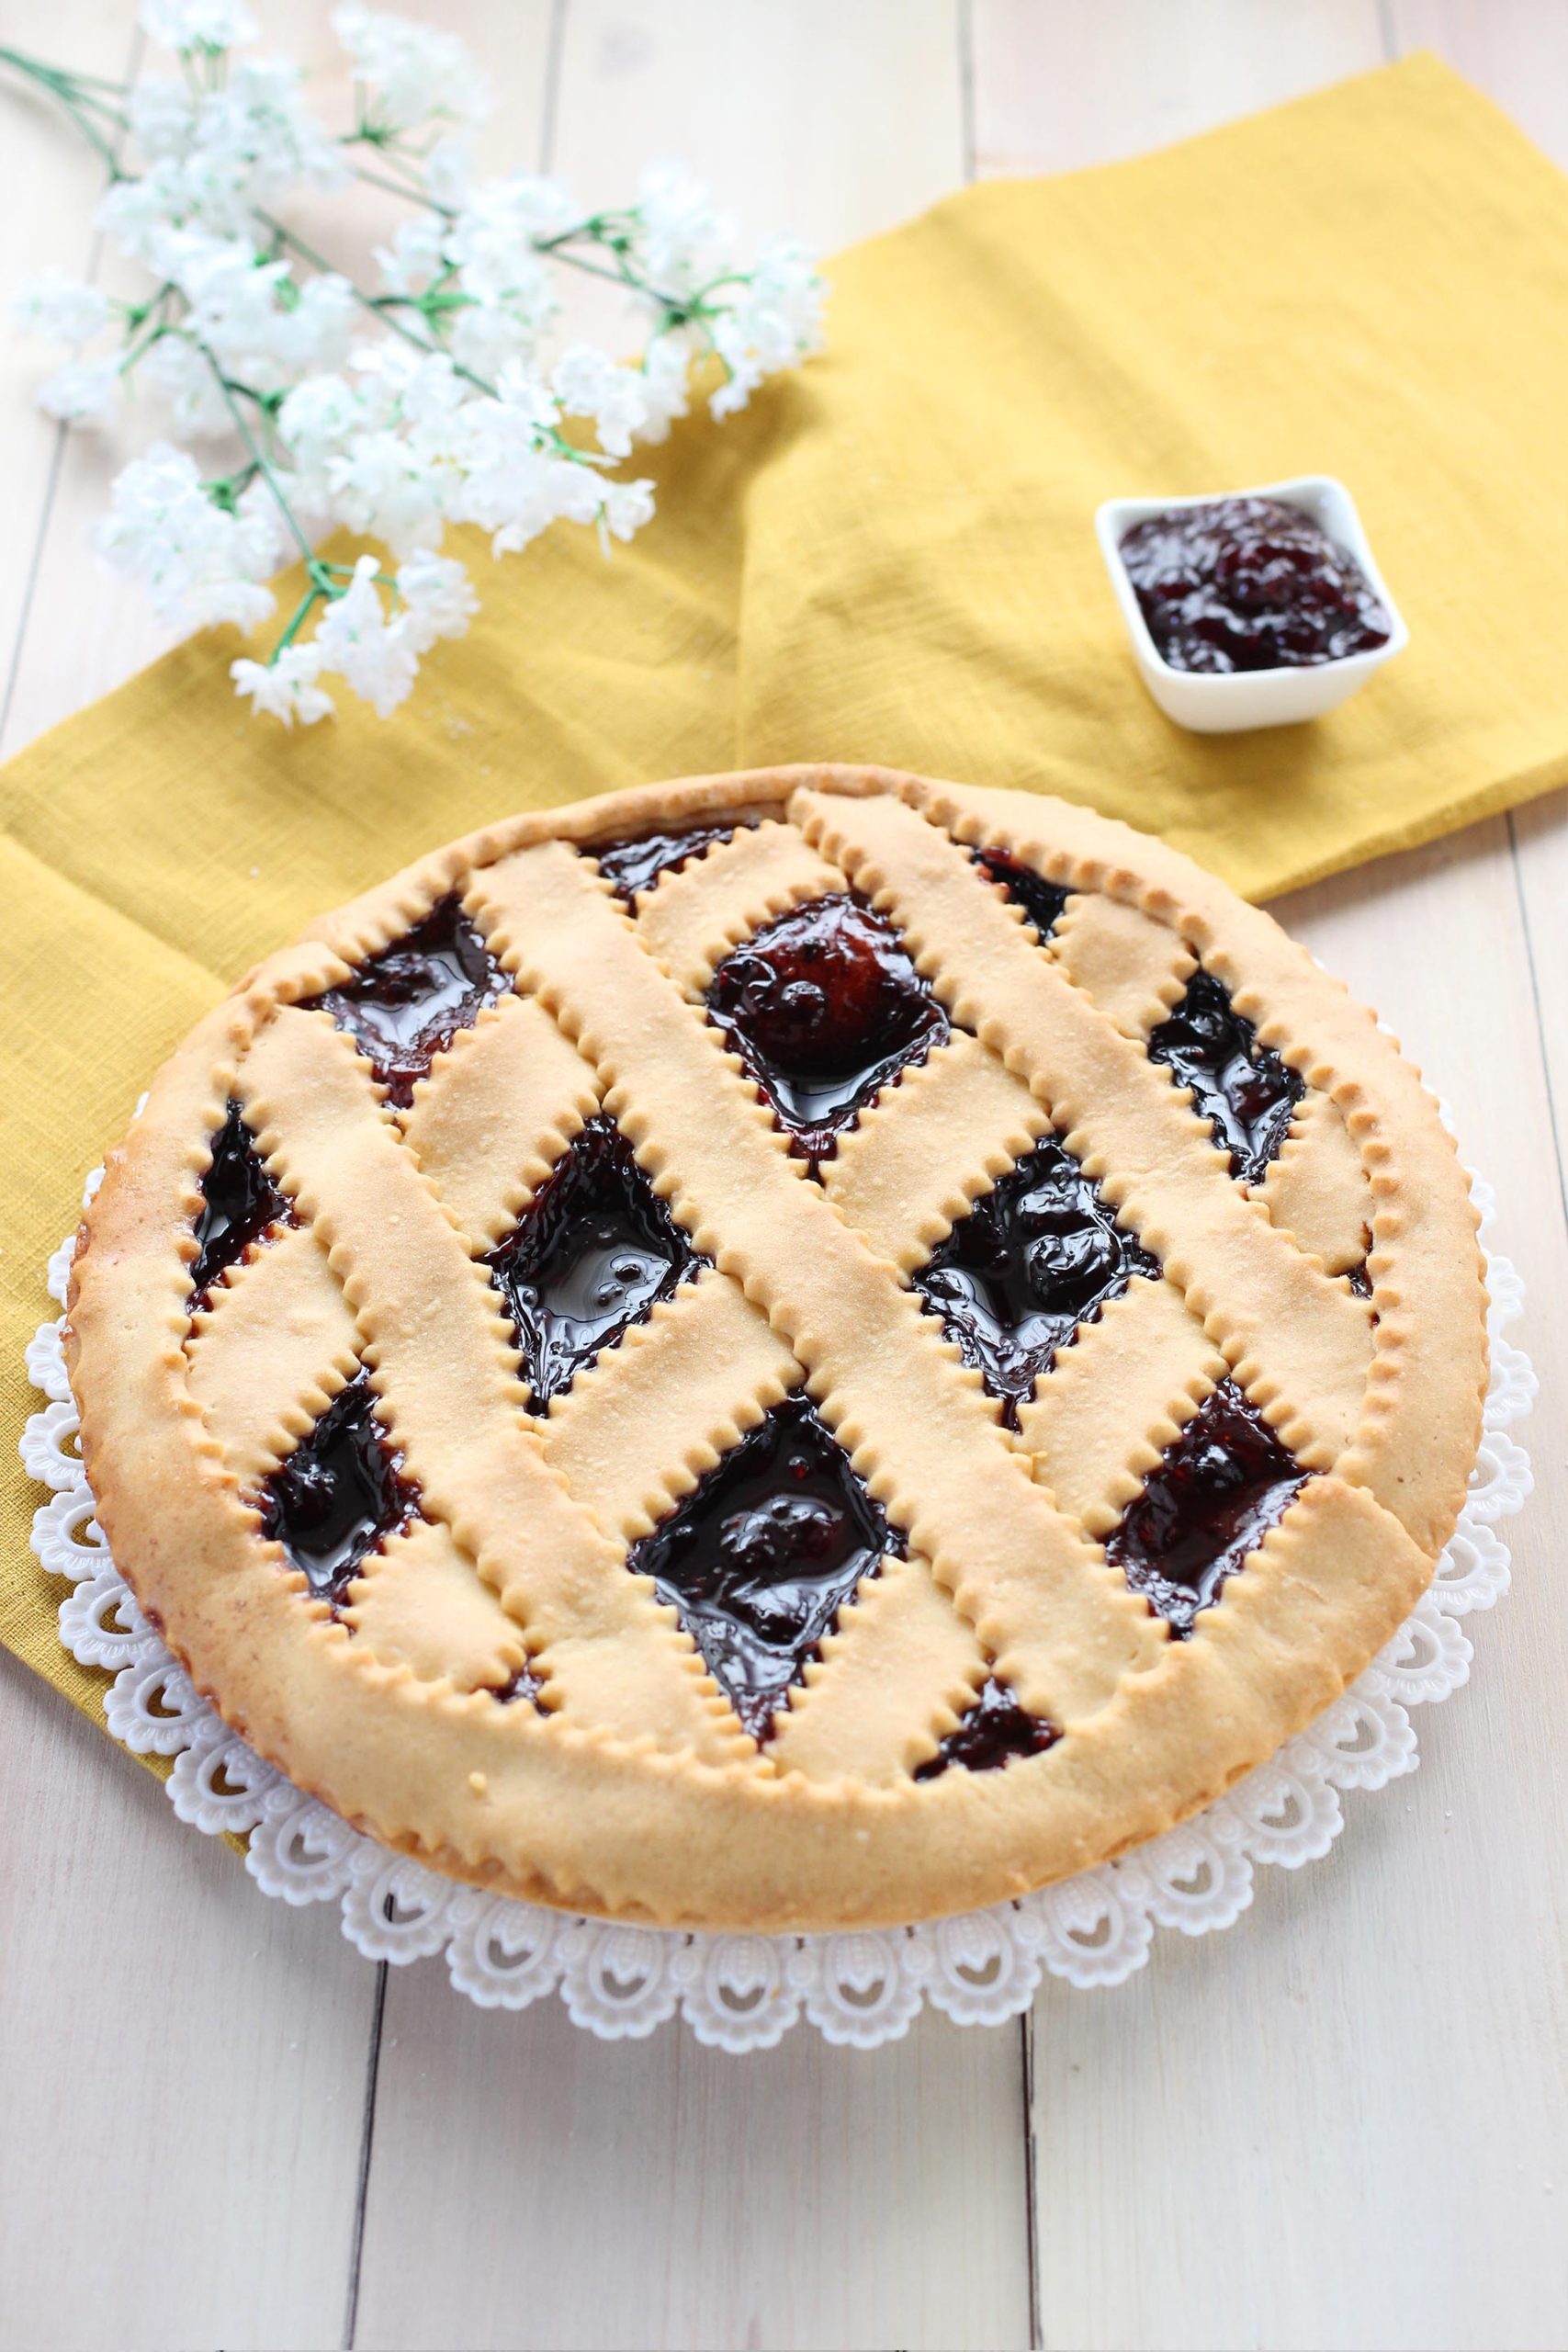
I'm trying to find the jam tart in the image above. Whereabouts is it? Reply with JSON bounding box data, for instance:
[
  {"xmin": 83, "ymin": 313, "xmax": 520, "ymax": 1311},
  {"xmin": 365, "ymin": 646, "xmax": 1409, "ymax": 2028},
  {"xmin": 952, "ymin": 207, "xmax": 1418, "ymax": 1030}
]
[{"xmin": 67, "ymin": 767, "xmax": 1487, "ymax": 1931}]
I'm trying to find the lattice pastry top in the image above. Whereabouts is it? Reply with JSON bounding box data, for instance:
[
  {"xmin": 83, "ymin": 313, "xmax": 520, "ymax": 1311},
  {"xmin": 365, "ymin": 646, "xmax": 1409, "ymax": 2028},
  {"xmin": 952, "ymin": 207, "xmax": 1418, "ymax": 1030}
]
[{"xmin": 68, "ymin": 766, "xmax": 1487, "ymax": 1932}]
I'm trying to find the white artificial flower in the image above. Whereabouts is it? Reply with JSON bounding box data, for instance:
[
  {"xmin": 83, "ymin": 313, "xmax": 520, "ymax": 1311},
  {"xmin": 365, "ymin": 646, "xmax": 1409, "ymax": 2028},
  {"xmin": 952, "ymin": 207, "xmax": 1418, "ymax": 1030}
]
[
  {"xmin": 199, "ymin": 59, "xmax": 344, "ymax": 205},
  {"xmin": 314, "ymin": 552, "xmax": 420, "ymax": 716},
  {"xmin": 98, "ymin": 443, "xmax": 277, "ymax": 631},
  {"xmin": 374, "ymin": 214, "xmax": 446, "ymax": 298},
  {"xmin": 447, "ymin": 299, "xmax": 536, "ymax": 382},
  {"xmin": 14, "ymin": 271, "xmax": 111, "ymax": 347},
  {"xmin": 709, "ymin": 238, "xmax": 825, "ymax": 419},
  {"xmin": 442, "ymin": 177, "xmax": 566, "ymax": 354},
  {"xmin": 326, "ymin": 427, "xmax": 447, "ymax": 553},
  {"xmin": 277, "ymin": 370, "xmax": 363, "ymax": 469},
  {"xmin": 395, "ymin": 548, "xmax": 478, "ymax": 650},
  {"xmin": 599, "ymin": 476, "xmax": 656, "ymax": 543},
  {"xmin": 422, "ymin": 137, "xmax": 473, "ymax": 210},
  {"xmin": 631, "ymin": 334, "xmax": 693, "ymax": 445},
  {"xmin": 96, "ymin": 164, "xmax": 188, "ymax": 261},
  {"xmin": 37, "ymin": 356, "xmax": 120, "ymax": 426},
  {"xmin": 128, "ymin": 75, "xmax": 197, "ymax": 161},
  {"xmin": 142, "ymin": 333, "xmax": 233, "ymax": 436},
  {"xmin": 268, "ymin": 273, "xmax": 357, "ymax": 374},
  {"xmin": 140, "ymin": 0, "xmax": 259, "ymax": 51},
  {"xmin": 231, "ymin": 642, "xmax": 335, "ymax": 724},
  {"xmin": 451, "ymin": 370, "xmax": 602, "ymax": 558},
  {"xmin": 551, "ymin": 344, "xmax": 650, "ymax": 459},
  {"xmin": 333, "ymin": 4, "xmax": 491, "ymax": 132},
  {"xmin": 636, "ymin": 163, "xmax": 730, "ymax": 293}
]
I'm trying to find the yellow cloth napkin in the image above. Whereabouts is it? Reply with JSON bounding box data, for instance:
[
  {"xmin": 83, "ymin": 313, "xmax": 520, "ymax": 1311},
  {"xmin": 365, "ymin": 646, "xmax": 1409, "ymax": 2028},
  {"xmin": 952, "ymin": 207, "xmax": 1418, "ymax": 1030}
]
[{"xmin": 6, "ymin": 52, "xmax": 1567, "ymax": 1752}]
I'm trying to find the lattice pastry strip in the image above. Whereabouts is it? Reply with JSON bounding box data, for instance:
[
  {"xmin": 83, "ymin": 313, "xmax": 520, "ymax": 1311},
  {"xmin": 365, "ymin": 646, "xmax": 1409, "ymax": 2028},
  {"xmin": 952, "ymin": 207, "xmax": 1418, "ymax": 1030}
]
[
  {"xmin": 631, "ymin": 818, "xmax": 847, "ymax": 997},
  {"xmin": 769, "ymin": 1550, "xmax": 987, "ymax": 1784},
  {"xmin": 1253, "ymin": 1089, "xmax": 1371, "ymax": 1276},
  {"xmin": 1047, "ymin": 888, "xmax": 1197, "ymax": 1039},
  {"xmin": 1016, "ymin": 1274, "xmax": 1228, "ymax": 1535},
  {"xmin": 821, "ymin": 1028, "xmax": 1050, "ymax": 1274},
  {"xmin": 400, "ymin": 989, "xmax": 602, "ymax": 1253},
  {"xmin": 542, "ymin": 1269, "xmax": 801, "ymax": 1547},
  {"xmin": 185, "ymin": 1220, "xmax": 361, "ymax": 1486},
  {"xmin": 341, "ymin": 1518, "xmax": 527, "ymax": 1691}
]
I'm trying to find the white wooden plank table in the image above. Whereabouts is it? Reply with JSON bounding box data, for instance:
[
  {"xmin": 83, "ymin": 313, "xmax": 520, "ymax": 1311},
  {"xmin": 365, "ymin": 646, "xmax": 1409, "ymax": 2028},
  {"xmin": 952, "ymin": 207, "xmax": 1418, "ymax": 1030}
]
[{"xmin": 1, "ymin": 7, "xmax": 1563, "ymax": 2347}]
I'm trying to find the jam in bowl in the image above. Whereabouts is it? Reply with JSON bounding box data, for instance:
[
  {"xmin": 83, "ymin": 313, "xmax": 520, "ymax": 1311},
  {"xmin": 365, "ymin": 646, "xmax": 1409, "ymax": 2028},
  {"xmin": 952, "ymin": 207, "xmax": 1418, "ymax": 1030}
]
[{"xmin": 1095, "ymin": 475, "xmax": 1407, "ymax": 733}]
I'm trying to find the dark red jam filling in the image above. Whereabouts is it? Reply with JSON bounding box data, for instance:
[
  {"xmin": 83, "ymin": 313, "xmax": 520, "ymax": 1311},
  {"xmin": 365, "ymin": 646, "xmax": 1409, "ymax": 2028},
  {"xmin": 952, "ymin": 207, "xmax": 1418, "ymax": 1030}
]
[
  {"xmin": 1106, "ymin": 1379, "xmax": 1308, "ymax": 1636},
  {"xmin": 493, "ymin": 1659, "xmax": 549, "ymax": 1713},
  {"xmin": 304, "ymin": 894, "xmax": 508, "ymax": 1109},
  {"xmin": 189, "ymin": 1098, "xmax": 293, "ymax": 1305},
  {"xmin": 706, "ymin": 894, "xmax": 950, "ymax": 1162},
  {"xmin": 1118, "ymin": 496, "xmax": 1391, "ymax": 674},
  {"xmin": 257, "ymin": 1371, "xmax": 418, "ymax": 1600},
  {"xmin": 913, "ymin": 1676, "xmax": 1058, "ymax": 1781},
  {"xmin": 973, "ymin": 847, "xmax": 1069, "ymax": 944},
  {"xmin": 626, "ymin": 1395, "xmax": 900, "ymax": 1742},
  {"xmin": 914, "ymin": 1139, "xmax": 1159, "ymax": 1426},
  {"xmin": 1348, "ymin": 1261, "xmax": 1373, "ymax": 1299},
  {"xmin": 488, "ymin": 1114, "xmax": 700, "ymax": 1412},
  {"xmin": 1148, "ymin": 969, "xmax": 1303, "ymax": 1182},
  {"xmin": 590, "ymin": 820, "xmax": 752, "ymax": 903}
]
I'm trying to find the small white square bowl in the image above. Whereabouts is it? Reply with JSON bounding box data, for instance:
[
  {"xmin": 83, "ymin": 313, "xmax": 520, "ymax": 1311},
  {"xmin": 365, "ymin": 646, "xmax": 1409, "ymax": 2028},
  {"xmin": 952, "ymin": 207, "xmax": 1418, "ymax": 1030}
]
[{"xmin": 1094, "ymin": 475, "xmax": 1408, "ymax": 734}]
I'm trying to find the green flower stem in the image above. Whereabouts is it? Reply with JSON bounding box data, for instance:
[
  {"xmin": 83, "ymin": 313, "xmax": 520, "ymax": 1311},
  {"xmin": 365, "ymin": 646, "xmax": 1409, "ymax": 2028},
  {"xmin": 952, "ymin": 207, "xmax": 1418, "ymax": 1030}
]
[
  {"xmin": 0, "ymin": 43, "xmax": 128, "ymax": 172},
  {"xmin": 345, "ymin": 156, "xmax": 452, "ymax": 212},
  {"xmin": 268, "ymin": 582, "xmax": 326, "ymax": 661},
  {"xmin": 201, "ymin": 349, "xmax": 316, "ymax": 567}
]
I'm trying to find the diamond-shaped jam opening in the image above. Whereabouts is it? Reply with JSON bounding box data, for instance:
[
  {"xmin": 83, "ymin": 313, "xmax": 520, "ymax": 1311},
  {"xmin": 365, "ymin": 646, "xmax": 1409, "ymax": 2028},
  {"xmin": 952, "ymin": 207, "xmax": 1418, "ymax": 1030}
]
[
  {"xmin": 914, "ymin": 1676, "xmax": 1058, "ymax": 1781},
  {"xmin": 972, "ymin": 847, "xmax": 1069, "ymax": 944},
  {"xmin": 189, "ymin": 1098, "xmax": 294, "ymax": 1306},
  {"xmin": 1148, "ymin": 969, "xmax": 1303, "ymax": 1183},
  {"xmin": 488, "ymin": 1114, "xmax": 699, "ymax": 1413},
  {"xmin": 626, "ymin": 1395, "xmax": 900, "ymax": 1742},
  {"xmin": 590, "ymin": 819, "xmax": 754, "ymax": 904},
  {"xmin": 706, "ymin": 894, "xmax": 950, "ymax": 1162},
  {"xmin": 256, "ymin": 1371, "xmax": 419, "ymax": 1600},
  {"xmin": 1106, "ymin": 1380, "xmax": 1308, "ymax": 1636},
  {"xmin": 304, "ymin": 894, "xmax": 508, "ymax": 1109},
  {"xmin": 914, "ymin": 1137, "xmax": 1159, "ymax": 1426}
]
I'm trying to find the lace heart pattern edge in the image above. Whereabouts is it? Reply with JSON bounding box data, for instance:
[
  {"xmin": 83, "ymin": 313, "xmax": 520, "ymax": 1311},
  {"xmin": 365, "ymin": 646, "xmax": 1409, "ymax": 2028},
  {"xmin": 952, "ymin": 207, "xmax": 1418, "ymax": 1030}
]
[{"xmin": 20, "ymin": 1160, "xmax": 1534, "ymax": 2052}]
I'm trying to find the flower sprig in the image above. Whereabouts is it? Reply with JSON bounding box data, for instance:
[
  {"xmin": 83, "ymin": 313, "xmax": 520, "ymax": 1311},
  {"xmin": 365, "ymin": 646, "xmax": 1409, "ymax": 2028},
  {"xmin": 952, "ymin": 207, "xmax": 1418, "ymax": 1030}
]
[{"xmin": 5, "ymin": 0, "xmax": 825, "ymax": 723}]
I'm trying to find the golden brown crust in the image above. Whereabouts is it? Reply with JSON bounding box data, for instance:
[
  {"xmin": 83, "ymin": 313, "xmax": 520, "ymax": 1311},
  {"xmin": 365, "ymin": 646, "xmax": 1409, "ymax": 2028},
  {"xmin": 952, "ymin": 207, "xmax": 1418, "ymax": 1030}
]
[{"xmin": 65, "ymin": 766, "xmax": 1487, "ymax": 1931}]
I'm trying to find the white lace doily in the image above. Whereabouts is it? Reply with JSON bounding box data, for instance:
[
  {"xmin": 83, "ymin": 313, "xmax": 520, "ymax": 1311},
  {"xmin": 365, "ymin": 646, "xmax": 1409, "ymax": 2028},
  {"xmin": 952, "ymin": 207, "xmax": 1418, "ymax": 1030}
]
[{"xmin": 19, "ymin": 1160, "xmax": 1533, "ymax": 2051}]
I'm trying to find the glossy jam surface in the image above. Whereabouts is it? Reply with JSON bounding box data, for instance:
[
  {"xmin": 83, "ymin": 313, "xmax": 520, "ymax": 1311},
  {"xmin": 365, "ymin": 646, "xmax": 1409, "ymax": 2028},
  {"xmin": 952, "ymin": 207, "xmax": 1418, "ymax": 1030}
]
[
  {"xmin": 307, "ymin": 895, "xmax": 508, "ymax": 1108},
  {"xmin": 1107, "ymin": 1379, "xmax": 1307, "ymax": 1635},
  {"xmin": 915, "ymin": 1139, "xmax": 1158, "ymax": 1423},
  {"xmin": 707, "ymin": 894, "xmax": 950, "ymax": 1161},
  {"xmin": 626, "ymin": 1396, "xmax": 897, "ymax": 1741},
  {"xmin": 1119, "ymin": 496, "xmax": 1391, "ymax": 673},
  {"xmin": 488, "ymin": 1115, "xmax": 698, "ymax": 1411},
  {"xmin": 189, "ymin": 1098, "xmax": 292, "ymax": 1304},
  {"xmin": 591, "ymin": 820, "xmax": 748, "ymax": 902},
  {"xmin": 914, "ymin": 1676, "xmax": 1058, "ymax": 1781},
  {"xmin": 973, "ymin": 847, "xmax": 1069, "ymax": 943},
  {"xmin": 257, "ymin": 1372, "xmax": 417, "ymax": 1599},
  {"xmin": 1149, "ymin": 970, "xmax": 1303, "ymax": 1182}
]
